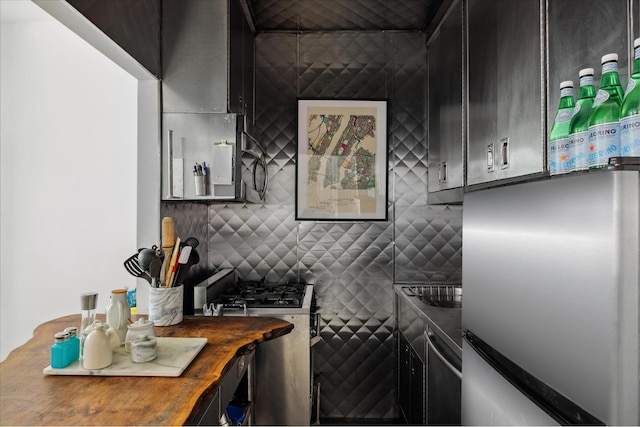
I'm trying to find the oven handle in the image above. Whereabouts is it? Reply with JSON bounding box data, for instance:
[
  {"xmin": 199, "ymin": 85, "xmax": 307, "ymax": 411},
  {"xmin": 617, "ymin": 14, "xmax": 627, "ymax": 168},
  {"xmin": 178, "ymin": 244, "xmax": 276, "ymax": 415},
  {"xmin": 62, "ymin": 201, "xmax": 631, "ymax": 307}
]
[{"xmin": 426, "ymin": 330, "xmax": 462, "ymax": 379}]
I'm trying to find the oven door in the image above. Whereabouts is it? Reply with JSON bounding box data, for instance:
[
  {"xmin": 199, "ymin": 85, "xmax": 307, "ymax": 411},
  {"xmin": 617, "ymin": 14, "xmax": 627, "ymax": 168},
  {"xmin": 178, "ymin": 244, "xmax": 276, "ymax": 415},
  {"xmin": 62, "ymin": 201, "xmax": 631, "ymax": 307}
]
[{"xmin": 425, "ymin": 326, "xmax": 462, "ymax": 425}]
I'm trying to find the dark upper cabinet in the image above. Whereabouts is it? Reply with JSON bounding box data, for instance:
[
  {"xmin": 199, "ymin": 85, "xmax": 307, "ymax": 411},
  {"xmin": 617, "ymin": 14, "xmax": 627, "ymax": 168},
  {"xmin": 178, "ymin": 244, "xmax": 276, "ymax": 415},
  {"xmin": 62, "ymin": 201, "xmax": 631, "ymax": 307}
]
[
  {"xmin": 162, "ymin": 0, "xmax": 255, "ymax": 123},
  {"xmin": 465, "ymin": 0, "xmax": 632, "ymax": 190},
  {"xmin": 466, "ymin": 0, "xmax": 544, "ymax": 188},
  {"xmin": 427, "ymin": 0, "xmax": 465, "ymax": 204}
]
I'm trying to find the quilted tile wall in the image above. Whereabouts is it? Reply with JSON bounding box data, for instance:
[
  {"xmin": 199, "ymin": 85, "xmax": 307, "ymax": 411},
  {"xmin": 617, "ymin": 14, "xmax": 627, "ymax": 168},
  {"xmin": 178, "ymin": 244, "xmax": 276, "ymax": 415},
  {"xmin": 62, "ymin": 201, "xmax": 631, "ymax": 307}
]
[{"xmin": 162, "ymin": 31, "xmax": 462, "ymax": 420}]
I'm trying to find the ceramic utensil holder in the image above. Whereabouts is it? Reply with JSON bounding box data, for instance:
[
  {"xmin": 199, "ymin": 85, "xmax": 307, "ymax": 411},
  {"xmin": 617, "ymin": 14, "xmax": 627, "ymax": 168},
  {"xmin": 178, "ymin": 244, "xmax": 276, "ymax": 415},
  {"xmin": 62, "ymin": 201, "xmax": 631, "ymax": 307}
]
[{"xmin": 149, "ymin": 285, "xmax": 183, "ymax": 326}]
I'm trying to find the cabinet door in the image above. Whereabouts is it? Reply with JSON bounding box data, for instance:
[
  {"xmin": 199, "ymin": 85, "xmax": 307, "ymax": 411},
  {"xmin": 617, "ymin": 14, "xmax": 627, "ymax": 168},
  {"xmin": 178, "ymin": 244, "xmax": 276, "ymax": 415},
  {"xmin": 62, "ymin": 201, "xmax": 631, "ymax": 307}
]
[
  {"xmin": 162, "ymin": 0, "xmax": 228, "ymax": 113},
  {"xmin": 467, "ymin": 0, "xmax": 544, "ymax": 187},
  {"xmin": 228, "ymin": 0, "xmax": 244, "ymax": 115},
  {"xmin": 427, "ymin": 0, "xmax": 464, "ymax": 199},
  {"xmin": 398, "ymin": 333, "xmax": 412, "ymax": 422},
  {"xmin": 228, "ymin": 0, "xmax": 255, "ymax": 123},
  {"xmin": 410, "ymin": 350, "xmax": 425, "ymax": 424}
]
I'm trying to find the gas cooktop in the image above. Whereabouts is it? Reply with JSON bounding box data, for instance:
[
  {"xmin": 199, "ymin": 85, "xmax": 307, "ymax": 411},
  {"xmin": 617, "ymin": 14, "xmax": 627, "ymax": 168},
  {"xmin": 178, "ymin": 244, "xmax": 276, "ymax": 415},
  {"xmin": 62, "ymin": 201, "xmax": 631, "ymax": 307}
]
[{"xmin": 217, "ymin": 279, "xmax": 308, "ymax": 308}]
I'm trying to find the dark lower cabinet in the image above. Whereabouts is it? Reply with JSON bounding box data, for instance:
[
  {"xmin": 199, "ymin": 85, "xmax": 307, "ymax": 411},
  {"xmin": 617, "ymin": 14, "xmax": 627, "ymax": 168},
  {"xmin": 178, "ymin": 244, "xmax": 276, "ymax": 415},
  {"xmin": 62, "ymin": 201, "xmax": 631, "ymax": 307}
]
[{"xmin": 399, "ymin": 332, "xmax": 424, "ymax": 424}]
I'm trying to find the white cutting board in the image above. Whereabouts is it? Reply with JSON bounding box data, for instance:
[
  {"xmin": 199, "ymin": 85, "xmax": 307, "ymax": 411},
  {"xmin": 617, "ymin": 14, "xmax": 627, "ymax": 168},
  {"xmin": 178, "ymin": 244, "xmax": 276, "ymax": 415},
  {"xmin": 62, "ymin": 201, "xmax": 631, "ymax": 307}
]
[{"xmin": 43, "ymin": 337, "xmax": 207, "ymax": 377}]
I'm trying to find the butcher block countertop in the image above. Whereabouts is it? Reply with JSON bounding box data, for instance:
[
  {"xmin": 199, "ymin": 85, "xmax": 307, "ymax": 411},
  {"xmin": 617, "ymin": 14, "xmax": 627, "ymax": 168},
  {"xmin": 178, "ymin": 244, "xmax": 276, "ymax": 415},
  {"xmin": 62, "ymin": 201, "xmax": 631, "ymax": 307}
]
[{"xmin": 0, "ymin": 314, "xmax": 293, "ymax": 426}]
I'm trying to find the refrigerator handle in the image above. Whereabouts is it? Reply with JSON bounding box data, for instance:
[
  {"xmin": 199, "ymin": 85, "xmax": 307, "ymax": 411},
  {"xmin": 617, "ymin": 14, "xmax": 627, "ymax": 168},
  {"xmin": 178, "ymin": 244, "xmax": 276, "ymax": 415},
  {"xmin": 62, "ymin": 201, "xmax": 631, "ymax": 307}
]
[{"xmin": 426, "ymin": 330, "xmax": 462, "ymax": 379}]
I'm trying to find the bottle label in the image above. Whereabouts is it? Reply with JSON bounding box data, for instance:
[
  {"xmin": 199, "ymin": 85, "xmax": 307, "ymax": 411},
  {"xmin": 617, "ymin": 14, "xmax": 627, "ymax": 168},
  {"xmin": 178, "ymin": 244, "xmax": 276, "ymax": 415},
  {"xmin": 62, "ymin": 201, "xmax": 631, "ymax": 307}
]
[
  {"xmin": 569, "ymin": 130, "xmax": 589, "ymax": 171},
  {"xmin": 555, "ymin": 109, "xmax": 573, "ymax": 123},
  {"xmin": 625, "ymin": 78, "xmax": 636, "ymax": 96},
  {"xmin": 579, "ymin": 75, "xmax": 594, "ymax": 86},
  {"xmin": 572, "ymin": 102, "xmax": 581, "ymax": 115},
  {"xmin": 550, "ymin": 137, "xmax": 573, "ymax": 175},
  {"xmin": 602, "ymin": 61, "xmax": 618, "ymax": 74},
  {"xmin": 560, "ymin": 87, "xmax": 573, "ymax": 98},
  {"xmin": 592, "ymin": 90, "xmax": 609, "ymax": 108},
  {"xmin": 549, "ymin": 138, "xmax": 560, "ymax": 175},
  {"xmin": 620, "ymin": 114, "xmax": 640, "ymax": 157},
  {"xmin": 588, "ymin": 122, "xmax": 620, "ymax": 167}
]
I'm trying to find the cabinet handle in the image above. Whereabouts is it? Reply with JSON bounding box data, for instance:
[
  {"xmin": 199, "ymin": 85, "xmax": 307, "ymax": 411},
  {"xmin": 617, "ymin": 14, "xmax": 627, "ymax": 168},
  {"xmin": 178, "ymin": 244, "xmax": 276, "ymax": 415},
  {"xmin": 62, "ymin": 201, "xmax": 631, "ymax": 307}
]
[
  {"xmin": 426, "ymin": 331, "xmax": 462, "ymax": 379},
  {"xmin": 500, "ymin": 138, "xmax": 510, "ymax": 169},
  {"xmin": 487, "ymin": 143, "xmax": 495, "ymax": 172},
  {"xmin": 167, "ymin": 129, "xmax": 174, "ymax": 198},
  {"xmin": 439, "ymin": 161, "xmax": 448, "ymax": 183}
]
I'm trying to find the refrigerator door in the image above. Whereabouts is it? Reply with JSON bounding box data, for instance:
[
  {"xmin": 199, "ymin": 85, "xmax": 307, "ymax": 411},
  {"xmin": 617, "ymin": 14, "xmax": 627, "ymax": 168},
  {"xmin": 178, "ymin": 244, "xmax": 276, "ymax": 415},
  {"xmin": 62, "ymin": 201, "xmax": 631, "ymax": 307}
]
[
  {"xmin": 463, "ymin": 331, "xmax": 604, "ymax": 425},
  {"xmin": 462, "ymin": 170, "xmax": 639, "ymax": 425},
  {"xmin": 462, "ymin": 340, "xmax": 559, "ymax": 426}
]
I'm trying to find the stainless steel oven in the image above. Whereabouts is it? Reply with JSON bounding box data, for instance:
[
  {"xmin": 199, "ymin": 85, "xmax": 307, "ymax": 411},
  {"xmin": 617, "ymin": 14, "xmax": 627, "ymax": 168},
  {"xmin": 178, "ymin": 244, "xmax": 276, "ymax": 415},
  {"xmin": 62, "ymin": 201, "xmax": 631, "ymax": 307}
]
[{"xmin": 194, "ymin": 269, "xmax": 319, "ymax": 426}]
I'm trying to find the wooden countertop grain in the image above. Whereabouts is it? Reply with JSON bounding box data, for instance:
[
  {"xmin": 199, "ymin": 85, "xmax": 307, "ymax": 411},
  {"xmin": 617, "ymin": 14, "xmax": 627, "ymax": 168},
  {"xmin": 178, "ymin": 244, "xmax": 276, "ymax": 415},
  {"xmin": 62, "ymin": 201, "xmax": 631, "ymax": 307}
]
[{"xmin": 0, "ymin": 314, "xmax": 293, "ymax": 426}]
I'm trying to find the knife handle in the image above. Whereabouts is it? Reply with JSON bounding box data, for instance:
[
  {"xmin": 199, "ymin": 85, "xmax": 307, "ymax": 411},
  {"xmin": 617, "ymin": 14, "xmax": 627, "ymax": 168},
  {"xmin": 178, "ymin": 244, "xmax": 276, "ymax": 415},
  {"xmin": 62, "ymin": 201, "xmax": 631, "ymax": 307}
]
[
  {"xmin": 161, "ymin": 217, "xmax": 175, "ymax": 258},
  {"xmin": 165, "ymin": 237, "xmax": 181, "ymax": 287}
]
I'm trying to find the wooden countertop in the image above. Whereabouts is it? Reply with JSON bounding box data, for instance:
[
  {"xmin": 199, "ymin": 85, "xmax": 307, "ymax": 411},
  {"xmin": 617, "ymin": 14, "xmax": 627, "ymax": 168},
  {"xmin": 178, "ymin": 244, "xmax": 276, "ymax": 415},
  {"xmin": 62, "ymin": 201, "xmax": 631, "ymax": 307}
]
[{"xmin": 0, "ymin": 314, "xmax": 293, "ymax": 426}]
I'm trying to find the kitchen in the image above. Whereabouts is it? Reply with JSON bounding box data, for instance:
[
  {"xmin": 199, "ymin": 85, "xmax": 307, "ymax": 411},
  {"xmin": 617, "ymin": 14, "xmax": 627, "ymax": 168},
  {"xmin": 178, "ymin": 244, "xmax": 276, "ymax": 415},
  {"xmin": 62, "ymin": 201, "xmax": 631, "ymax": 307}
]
[{"xmin": 0, "ymin": 0, "xmax": 638, "ymax": 425}]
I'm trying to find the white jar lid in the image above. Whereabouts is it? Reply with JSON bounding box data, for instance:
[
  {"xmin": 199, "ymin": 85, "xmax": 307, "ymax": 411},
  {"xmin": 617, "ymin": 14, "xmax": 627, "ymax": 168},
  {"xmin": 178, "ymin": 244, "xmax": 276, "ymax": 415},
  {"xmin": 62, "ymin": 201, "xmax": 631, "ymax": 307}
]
[
  {"xmin": 602, "ymin": 53, "xmax": 618, "ymax": 64},
  {"xmin": 579, "ymin": 68, "xmax": 594, "ymax": 77}
]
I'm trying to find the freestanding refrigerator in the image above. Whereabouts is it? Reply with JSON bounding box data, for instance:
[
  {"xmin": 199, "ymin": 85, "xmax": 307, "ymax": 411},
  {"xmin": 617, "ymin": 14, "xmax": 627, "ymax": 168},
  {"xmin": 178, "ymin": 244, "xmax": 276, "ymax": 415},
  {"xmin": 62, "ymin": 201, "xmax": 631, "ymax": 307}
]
[{"xmin": 462, "ymin": 160, "xmax": 639, "ymax": 425}]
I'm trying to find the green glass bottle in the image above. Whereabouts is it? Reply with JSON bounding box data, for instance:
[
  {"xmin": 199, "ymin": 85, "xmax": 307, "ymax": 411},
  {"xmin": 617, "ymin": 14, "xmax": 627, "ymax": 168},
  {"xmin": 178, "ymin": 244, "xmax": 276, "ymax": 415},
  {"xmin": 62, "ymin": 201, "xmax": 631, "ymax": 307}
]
[
  {"xmin": 588, "ymin": 53, "xmax": 623, "ymax": 169},
  {"xmin": 549, "ymin": 81, "xmax": 575, "ymax": 175},
  {"xmin": 568, "ymin": 68, "xmax": 596, "ymax": 172},
  {"xmin": 620, "ymin": 38, "xmax": 640, "ymax": 157}
]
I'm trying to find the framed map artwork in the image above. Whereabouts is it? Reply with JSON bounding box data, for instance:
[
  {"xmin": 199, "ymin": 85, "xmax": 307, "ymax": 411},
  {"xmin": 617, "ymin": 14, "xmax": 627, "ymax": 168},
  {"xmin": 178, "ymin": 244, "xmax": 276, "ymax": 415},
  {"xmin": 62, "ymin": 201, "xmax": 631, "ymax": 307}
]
[{"xmin": 296, "ymin": 99, "xmax": 388, "ymax": 221}]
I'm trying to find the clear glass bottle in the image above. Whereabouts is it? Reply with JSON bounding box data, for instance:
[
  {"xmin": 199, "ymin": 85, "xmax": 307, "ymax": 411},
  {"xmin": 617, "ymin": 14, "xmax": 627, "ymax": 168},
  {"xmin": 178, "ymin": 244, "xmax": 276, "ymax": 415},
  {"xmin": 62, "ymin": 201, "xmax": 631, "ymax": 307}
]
[
  {"xmin": 588, "ymin": 53, "xmax": 623, "ymax": 169},
  {"xmin": 64, "ymin": 326, "xmax": 80, "ymax": 363},
  {"xmin": 568, "ymin": 68, "xmax": 597, "ymax": 172},
  {"xmin": 620, "ymin": 38, "xmax": 640, "ymax": 157},
  {"xmin": 51, "ymin": 332, "xmax": 70, "ymax": 369},
  {"xmin": 80, "ymin": 292, "xmax": 98, "ymax": 357},
  {"xmin": 549, "ymin": 80, "xmax": 575, "ymax": 175}
]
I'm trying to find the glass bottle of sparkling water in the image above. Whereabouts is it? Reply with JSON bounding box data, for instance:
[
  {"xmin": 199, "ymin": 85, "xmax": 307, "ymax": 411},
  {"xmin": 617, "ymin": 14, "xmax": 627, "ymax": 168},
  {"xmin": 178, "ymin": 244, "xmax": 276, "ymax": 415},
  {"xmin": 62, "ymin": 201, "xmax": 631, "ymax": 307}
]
[
  {"xmin": 620, "ymin": 38, "xmax": 640, "ymax": 157},
  {"xmin": 549, "ymin": 81, "xmax": 575, "ymax": 175},
  {"xmin": 588, "ymin": 53, "xmax": 623, "ymax": 169},
  {"xmin": 568, "ymin": 68, "xmax": 596, "ymax": 172}
]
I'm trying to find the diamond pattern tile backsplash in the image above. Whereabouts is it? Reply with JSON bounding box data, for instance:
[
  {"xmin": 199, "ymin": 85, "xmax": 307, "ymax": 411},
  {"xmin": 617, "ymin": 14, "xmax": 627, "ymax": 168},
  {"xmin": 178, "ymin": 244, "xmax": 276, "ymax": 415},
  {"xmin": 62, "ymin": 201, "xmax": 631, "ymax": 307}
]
[{"xmin": 162, "ymin": 30, "xmax": 462, "ymax": 420}]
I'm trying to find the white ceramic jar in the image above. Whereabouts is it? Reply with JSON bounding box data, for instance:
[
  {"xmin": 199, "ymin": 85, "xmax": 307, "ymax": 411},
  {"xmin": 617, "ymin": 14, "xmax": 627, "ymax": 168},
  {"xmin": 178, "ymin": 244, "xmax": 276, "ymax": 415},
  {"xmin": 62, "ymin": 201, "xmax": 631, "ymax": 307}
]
[
  {"xmin": 82, "ymin": 320, "xmax": 113, "ymax": 370},
  {"xmin": 125, "ymin": 318, "xmax": 157, "ymax": 362},
  {"xmin": 105, "ymin": 288, "xmax": 131, "ymax": 342}
]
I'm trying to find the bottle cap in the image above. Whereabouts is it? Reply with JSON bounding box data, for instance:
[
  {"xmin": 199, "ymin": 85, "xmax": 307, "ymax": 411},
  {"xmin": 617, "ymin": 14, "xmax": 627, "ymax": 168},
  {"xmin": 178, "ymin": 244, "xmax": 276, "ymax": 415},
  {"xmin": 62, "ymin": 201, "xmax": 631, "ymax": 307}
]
[
  {"xmin": 579, "ymin": 68, "xmax": 594, "ymax": 77},
  {"xmin": 54, "ymin": 332, "xmax": 70, "ymax": 342},
  {"xmin": 560, "ymin": 80, "xmax": 573, "ymax": 89},
  {"xmin": 64, "ymin": 327, "xmax": 78, "ymax": 337},
  {"xmin": 635, "ymin": 38, "xmax": 640, "ymax": 48},
  {"xmin": 601, "ymin": 53, "xmax": 618, "ymax": 64},
  {"xmin": 80, "ymin": 292, "xmax": 98, "ymax": 310}
]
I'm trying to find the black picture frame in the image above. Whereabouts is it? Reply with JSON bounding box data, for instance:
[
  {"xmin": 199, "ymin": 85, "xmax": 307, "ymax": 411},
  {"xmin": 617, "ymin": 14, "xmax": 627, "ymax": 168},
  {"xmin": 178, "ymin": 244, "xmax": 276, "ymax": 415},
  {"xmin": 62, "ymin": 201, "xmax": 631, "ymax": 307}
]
[{"xmin": 295, "ymin": 98, "xmax": 388, "ymax": 221}]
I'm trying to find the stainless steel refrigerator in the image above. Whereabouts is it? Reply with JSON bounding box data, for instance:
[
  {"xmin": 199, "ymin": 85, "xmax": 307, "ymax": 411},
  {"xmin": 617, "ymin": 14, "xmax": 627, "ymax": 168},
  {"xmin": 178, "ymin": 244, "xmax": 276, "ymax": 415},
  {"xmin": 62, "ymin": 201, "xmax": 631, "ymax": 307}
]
[{"xmin": 461, "ymin": 161, "xmax": 639, "ymax": 425}]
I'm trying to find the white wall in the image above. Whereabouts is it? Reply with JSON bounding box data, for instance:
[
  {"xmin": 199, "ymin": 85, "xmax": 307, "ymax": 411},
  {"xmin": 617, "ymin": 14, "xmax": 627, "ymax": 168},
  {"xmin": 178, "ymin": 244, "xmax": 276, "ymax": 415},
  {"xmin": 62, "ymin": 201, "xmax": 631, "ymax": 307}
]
[{"xmin": 0, "ymin": 1, "xmax": 139, "ymax": 361}]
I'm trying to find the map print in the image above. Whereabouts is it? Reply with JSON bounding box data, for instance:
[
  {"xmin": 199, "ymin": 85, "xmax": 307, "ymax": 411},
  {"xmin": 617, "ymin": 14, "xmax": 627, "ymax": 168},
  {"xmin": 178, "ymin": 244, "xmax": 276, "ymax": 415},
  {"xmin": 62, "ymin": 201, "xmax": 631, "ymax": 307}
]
[{"xmin": 304, "ymin": 106, "xmax": 379, "ymax": 215}]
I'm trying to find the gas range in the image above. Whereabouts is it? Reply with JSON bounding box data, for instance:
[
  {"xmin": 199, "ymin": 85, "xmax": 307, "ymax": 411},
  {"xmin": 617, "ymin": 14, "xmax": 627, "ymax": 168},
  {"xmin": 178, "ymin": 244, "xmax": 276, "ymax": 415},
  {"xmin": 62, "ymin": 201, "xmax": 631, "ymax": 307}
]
[
  {"xmin": 193, "ymin": 268, "xmax": 315, "ymax": 316},
  {"xmin": 217, "ymin": 279, "xmax": 307, "ymax": 308},
  {"xmin": 192, "ymin": 269, "xmax": 319, "ymax": 425}
]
